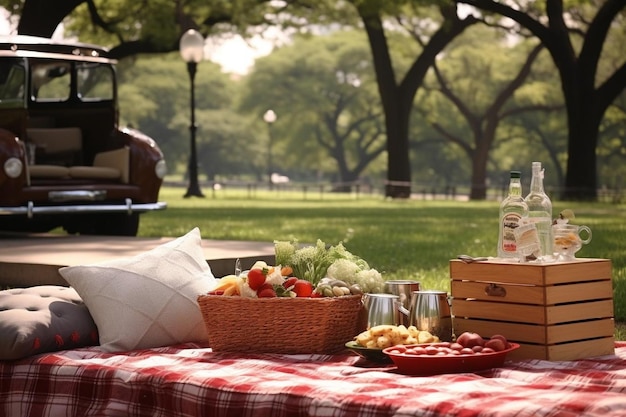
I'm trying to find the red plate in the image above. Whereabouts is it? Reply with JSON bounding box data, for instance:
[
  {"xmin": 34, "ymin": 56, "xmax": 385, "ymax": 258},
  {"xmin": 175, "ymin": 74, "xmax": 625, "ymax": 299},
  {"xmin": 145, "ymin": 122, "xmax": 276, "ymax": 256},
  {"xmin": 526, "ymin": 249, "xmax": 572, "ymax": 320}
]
[{"xmin": 383, "ymin": 342, "xmax": 520, "ymax": 375}]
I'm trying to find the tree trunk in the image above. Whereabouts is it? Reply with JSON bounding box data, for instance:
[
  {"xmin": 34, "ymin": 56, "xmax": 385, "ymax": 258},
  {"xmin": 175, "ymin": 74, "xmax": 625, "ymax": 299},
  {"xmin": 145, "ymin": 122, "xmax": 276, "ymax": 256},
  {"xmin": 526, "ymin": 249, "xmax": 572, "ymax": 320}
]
[
  {"xmin": 18, "ymin": 0, "xmax": 84, "ymax": 37},
  {"xmin": 384, "ymin": 96, "xmax": 413, "ymax": 199},
  {"xmin": 358, "ymin": 5, "xmax": 477, "ymax": 199},
  {"xmin": 359, "ymin": 13, "xmax": 412, "ymax": 199},
  {"xmin": 563, "ymin": 103, "xmax": 601, "ymax": 200}
]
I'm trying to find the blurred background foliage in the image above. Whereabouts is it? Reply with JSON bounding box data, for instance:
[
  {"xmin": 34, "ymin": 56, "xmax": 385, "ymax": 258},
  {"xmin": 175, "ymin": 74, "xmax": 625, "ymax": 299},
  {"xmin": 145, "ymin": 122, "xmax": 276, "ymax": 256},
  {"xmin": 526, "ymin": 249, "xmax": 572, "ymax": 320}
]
[
  {"xmin": 0, "ymin": 0, "xmax": 624, "ymax": 199},
  {"xmin": 109, "ymin": 24, "xmax": 625, "ymax": 196}
]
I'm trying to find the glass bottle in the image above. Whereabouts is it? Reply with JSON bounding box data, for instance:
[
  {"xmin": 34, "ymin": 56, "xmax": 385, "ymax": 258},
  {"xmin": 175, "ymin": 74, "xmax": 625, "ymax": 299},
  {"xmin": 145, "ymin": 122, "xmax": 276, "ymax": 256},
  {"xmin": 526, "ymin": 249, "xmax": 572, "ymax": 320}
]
[
  {"xmin": 524, "ymin": 162, "xmax": 553, "ymax": 260},
  {"xmin": 497, "ymin": 171, "xmax": 528, "ymax": 258}
]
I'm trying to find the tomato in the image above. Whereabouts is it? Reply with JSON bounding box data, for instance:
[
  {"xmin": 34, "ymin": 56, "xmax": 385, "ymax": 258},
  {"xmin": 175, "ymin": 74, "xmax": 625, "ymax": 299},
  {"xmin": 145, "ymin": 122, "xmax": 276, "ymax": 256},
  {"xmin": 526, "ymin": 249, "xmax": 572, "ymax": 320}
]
[
  {"xmin": 282, "ymin": 277, "xmax": 298, "ymax": 290},
  {"xmin": 258, "ymin": 287, "xmax": 277, "ymax": 297},
  {"xmin": 247, "ymin": 268, "xmax": 267, "ymax": 291},
  {"xmin": 293, "ymin": 279, "xmax": 313, "ymax": 297}
]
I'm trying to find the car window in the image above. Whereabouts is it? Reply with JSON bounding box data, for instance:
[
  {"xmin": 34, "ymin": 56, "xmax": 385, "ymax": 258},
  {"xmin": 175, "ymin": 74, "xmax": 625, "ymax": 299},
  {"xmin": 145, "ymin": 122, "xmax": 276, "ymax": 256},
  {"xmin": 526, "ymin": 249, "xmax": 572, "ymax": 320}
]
[
  {"xmin": 77, "ymin": 62, "xmax": 114, "ymax": 101},
  {"xmin": 0, "ymin": 58, "xmax": 26, "ymax": 108},
  {"xmin": 31, "ymin": 60, "xmax": 71, "ymax": 102}
]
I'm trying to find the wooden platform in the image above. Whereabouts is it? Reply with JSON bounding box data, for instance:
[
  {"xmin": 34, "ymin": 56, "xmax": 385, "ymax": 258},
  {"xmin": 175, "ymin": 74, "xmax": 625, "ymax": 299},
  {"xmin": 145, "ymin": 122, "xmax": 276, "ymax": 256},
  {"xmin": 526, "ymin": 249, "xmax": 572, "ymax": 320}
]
[{"xmin": 0, "ymin": 232, "xmax": 275, "ymax": 288}]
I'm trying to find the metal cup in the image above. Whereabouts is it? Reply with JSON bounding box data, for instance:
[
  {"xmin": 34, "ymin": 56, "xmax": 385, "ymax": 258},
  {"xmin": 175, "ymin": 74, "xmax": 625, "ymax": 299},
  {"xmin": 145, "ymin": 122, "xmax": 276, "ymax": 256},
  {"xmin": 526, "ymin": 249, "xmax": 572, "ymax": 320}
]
[
  {"xmin": 363, "ymin": 293, "xmax": 404, "ymax": 328},
  {"xmin": 384, "ymin": 280, "xmax": 420, "ymax": 325},
  {"xmin": 408, "ymin": 290, "xmax": 453, "ymax": 342}
]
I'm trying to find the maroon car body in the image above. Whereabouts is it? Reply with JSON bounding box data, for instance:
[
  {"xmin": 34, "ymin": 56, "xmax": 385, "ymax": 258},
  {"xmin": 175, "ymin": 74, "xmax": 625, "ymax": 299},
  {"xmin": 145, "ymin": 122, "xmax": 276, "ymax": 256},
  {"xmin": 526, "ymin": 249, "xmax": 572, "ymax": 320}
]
[{"xmin": 0, "ymin": 36, "xmax": 166, "ymax": 235}]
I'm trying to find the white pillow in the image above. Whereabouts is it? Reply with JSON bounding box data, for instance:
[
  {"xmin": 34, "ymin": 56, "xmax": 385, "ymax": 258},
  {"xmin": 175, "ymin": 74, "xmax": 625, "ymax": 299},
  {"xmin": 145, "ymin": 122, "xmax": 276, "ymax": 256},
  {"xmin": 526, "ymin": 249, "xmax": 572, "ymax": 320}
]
[{"xmin": 59, "ymin": 228, "xmax": 216, "ymax": 352}]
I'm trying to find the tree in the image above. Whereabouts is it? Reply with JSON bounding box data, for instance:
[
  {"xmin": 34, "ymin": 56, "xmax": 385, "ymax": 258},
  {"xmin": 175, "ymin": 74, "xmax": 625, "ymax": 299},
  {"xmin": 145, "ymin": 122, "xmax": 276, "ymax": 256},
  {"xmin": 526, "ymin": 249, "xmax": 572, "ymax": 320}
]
[
  {"xmin": 13, "ymin": 0, "xmax": 623, "ymax": 200},
  {"xmin": 171, "ymin": 108, "xmax": 264, "ymax": 182},
  {"xmin": 115, "ymin": 53, "xmax": 239, "ymax": 176},
  {"xmin": 420, "ymin": 26, "xmax": 559, "ymax": 200},
  {"xmin": 240, "ymin": 31, "xmax": 386, "ymax": 188},
  {"xmin": 597, "ymin": 91, "xmax": 626, "ymax": 200},
  {"xmin": 4, "ymin": 0, "xmax": 481, "ymax": 199},
  {"xmin": 352, "ymin": 2, "xmax": 478, "ymax": 198},
  {"xmin": 13, "ymin": 0, "xmax": 82, "ymax": 36},
  {"xmin": 456, "ymin": 0, "xmax": 626, "ymax": 200},
  {"xmin": 1, "ymin": 0, "xmax": 273, "ymax": 58}
]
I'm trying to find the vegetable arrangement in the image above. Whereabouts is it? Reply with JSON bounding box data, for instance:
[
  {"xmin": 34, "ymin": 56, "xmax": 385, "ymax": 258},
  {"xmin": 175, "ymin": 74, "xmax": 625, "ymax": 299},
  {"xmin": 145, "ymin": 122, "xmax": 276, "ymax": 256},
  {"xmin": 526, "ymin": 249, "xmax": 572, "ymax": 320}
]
[
  {"xmin": 275, "ymin": 239, "xmax": 385, "ymax": 294},
  {"xmin": 207, "ymin": 239, "xmax": 385, "ymax": 298}
]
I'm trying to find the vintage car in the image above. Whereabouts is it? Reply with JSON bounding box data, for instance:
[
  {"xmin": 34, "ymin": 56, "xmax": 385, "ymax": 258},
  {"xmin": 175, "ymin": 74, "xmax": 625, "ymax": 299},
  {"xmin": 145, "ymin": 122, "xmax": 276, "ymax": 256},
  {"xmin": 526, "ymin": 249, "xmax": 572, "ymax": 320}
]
[{"xmin": 0, "ymin": 35, "xmax": 166, "ymax": 236}]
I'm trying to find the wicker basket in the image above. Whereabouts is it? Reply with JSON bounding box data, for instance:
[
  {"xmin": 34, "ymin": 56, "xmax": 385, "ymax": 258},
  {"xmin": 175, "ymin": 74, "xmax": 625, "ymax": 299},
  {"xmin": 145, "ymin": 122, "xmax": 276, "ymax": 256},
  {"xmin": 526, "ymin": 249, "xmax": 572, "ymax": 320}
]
[{"xmin": 197, "ymin": 294, "xmax": 365, "ymax": 354}]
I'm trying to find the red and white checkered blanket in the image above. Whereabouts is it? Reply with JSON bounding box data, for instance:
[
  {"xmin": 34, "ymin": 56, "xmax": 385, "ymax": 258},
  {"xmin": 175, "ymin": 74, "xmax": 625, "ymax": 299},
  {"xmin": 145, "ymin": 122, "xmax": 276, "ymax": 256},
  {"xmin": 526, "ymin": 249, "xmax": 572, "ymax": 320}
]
[{"xmin": 1, "ymin": 342, "xmax": 625, "ymax": 417}]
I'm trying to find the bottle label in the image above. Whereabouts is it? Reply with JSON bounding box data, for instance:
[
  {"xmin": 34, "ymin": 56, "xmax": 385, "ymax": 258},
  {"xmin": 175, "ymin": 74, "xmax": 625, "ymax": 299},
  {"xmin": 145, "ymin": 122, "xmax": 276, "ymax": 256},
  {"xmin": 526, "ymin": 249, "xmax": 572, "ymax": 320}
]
[
  {"xmin": 526, "ymin": 215, "xmax": 553, "ymax": 257},
  {"xmin": 501, "ymin": 213, "xmax": 523, "ymax": 252}
]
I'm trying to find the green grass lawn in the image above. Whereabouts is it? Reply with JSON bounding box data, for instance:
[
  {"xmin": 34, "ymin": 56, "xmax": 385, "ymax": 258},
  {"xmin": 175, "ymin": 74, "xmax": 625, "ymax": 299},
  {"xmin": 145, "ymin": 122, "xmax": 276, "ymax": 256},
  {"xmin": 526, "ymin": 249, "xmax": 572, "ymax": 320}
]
[{"xmin": 139, "ymin": 186, "xmax": 626, "ymax": 339}]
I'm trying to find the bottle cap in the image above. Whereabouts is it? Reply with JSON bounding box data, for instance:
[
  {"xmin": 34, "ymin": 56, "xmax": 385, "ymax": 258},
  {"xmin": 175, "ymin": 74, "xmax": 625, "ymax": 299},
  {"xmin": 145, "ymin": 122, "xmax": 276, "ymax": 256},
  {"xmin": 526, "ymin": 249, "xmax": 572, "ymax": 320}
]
[{"xmin": 510, "ymin": 171, "xmax": 521, "ymax": 178}]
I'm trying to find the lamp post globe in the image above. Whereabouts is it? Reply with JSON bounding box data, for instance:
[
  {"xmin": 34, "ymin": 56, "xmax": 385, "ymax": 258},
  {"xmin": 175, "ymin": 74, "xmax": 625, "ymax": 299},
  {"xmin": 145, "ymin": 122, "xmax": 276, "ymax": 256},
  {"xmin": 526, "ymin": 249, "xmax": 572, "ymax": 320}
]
[
  {"xmin": 263, "ymin": 110, "xmax": 277, "ymax": 190},
  {"xmin": 180, "ymin": 29, "xmax": 205, "ymax": 198}
]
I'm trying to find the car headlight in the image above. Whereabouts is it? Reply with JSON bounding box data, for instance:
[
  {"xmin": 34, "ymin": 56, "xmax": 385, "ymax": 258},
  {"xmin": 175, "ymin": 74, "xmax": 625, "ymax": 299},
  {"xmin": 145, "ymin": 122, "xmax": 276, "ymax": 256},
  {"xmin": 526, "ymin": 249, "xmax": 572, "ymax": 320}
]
[
  {"xmin": 4, "ymin": 157, "xmax": 23, "ymax": 178},
  {"xmin": 155, "ymin": 159, "xmax": 167, "ymax": 179}
]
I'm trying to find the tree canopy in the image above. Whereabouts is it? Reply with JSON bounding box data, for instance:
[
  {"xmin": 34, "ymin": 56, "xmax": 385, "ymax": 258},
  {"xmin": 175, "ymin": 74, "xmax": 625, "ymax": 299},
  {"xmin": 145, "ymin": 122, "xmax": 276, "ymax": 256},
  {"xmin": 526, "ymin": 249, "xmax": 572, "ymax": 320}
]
[
  {"xmin": 457, "ymin": 0, "xmax": 626, "ymax": 199},
  {"xmin": 1, "ymin": 0, "xmax": 624, "ymax": 200},
  {"xmin": 240, "ymin": 30, "xmax": 386, "ymax": 187}
]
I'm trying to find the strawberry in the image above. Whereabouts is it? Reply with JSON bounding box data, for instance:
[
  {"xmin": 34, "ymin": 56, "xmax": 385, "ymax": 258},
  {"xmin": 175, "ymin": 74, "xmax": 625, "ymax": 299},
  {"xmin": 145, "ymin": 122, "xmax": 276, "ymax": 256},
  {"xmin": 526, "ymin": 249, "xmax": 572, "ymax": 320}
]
[
  {"xmin": 258, "ymin": 287, "xmax": 277, "ymax": 297},
  {"xmin": 293, "ymin": 279, "xmax": 313, "ymax": 297},
  {"xmin": 283, "ymin": 277, "xmax": 298, "ymax": 290},
  {"xmin": 247, "ymin": 268, "xmax": 267, "ymax": 291}
]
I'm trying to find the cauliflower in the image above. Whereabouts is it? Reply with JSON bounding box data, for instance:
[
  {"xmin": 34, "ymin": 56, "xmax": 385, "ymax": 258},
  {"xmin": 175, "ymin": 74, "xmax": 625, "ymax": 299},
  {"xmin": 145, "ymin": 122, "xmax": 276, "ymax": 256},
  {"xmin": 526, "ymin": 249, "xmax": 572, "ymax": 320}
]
[
  {"xmin": 355, "ymin": 269, "xmax": 384, "ymax": 293},
  {"xmin": 274, "ymin": 239, "xmax": 384, "ymax": 292},
  {"xmin": 326, "ymin": 259, "xmax": 361, "ymax": 283},
  {"xmin": 326, "ymin": 258, "xmax": 384, "ymax": 293}
]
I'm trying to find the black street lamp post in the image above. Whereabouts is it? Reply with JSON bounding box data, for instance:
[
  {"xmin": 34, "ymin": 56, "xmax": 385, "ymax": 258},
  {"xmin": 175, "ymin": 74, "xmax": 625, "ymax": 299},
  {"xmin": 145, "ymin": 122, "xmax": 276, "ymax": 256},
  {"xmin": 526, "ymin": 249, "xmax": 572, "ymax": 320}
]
[
  {"xmin": 263, "ymin": 109, "xmax": 277, "ymax": 190},
  {"xmin": 180, "ymin": 29, "xmax": 205, "ymax": 198}
]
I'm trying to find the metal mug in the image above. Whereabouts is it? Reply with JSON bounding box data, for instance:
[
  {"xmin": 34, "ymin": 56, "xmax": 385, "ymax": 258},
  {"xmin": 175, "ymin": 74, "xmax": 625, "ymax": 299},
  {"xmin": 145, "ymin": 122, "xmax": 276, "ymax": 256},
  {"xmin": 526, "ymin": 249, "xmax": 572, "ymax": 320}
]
[
  {"xmin": 363, "ymin": 293, "xmax": 407, "ymax": 328},
  {"xmin": 408, "ymin": 290, "xmax": 453, "ymax": 342},
  {"xmin": 384, "ymin": 280, "xmax": 420, "ymax": 325}
]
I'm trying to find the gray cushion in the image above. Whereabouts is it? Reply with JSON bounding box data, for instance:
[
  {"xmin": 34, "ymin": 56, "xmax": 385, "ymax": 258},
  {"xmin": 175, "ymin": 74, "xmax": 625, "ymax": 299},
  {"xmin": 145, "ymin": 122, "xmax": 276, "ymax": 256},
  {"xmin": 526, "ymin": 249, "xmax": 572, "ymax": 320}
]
[{"xmin": 0, "ymin": 285, "xmax": 98, "ymax": 360}]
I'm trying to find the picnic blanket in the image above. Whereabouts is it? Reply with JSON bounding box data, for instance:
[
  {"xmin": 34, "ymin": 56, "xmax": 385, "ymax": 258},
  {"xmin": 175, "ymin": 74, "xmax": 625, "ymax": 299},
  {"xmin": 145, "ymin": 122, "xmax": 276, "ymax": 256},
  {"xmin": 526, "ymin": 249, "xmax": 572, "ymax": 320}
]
[{"xmin": 1, "ymin": 342, "xmax": 625, "ymax": 417}]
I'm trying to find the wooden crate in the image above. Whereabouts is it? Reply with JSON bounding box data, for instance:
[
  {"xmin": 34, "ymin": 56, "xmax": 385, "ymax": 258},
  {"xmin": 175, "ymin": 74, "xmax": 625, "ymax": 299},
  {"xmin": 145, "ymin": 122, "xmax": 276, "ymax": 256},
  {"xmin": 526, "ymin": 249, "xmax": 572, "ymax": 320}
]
[{"xmin": 450, "ymin": 258, "xmax": 615, "ymax": 361}]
